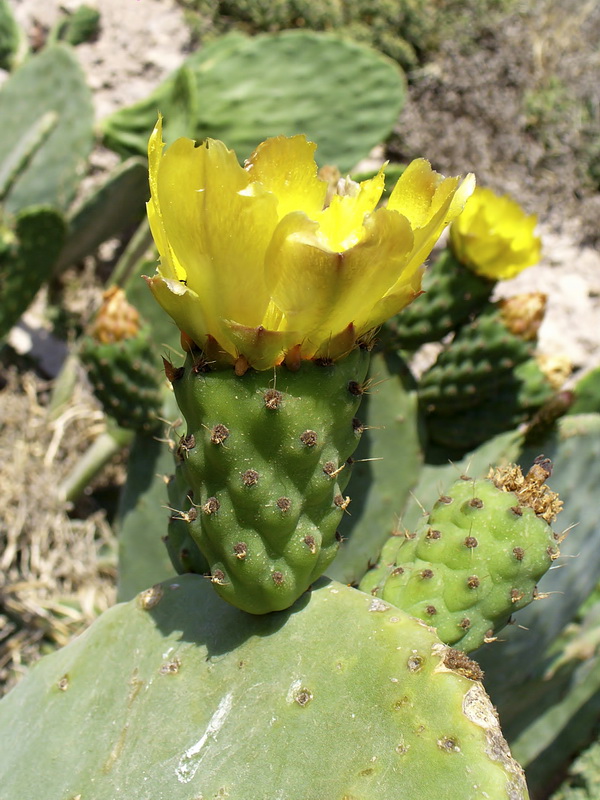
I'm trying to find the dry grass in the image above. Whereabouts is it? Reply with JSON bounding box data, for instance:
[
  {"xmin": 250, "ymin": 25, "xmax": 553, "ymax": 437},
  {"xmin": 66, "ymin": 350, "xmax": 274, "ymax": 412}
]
[{"xmin": 0, "ymin": 369, "xmax": 117, "ymax": 695}]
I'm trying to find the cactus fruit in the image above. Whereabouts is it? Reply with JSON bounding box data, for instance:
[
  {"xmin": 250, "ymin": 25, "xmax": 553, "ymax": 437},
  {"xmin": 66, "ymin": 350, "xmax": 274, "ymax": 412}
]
[
  {"xmin": 360, "ymin": 458, "xmax": 563, "ymax": 652},
  {"xmin": 79, "ymin": 288, "xmax": 163, "ymax": 433},
  {"xmin": 382, "ymin": 248, "xmax": 495, "ymax": 350},
  {"xmin": 0, "ymin": 575, "xmax": 529, "ymax": 800},
  {"xmin": 418, "ymin": 294, "xmax": 546, "ymax": 416},
  {"xmin": 166, "ymin": 345, "xmax": 370, "ymax": 614},
  {"xmin": 0, "ymin": 205, "xmax": 66, "ymax": 339}
]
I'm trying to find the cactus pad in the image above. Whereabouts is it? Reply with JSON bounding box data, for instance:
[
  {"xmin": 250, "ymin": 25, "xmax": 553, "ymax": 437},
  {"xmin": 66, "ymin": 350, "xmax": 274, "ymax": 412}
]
[
  {"xmin": 0, "ymin": 44, "xmax": 94, "ymax": 212},
  {"xmin": 169, "ymin": 346, "xmax": 370, "ymax": 613},
  {"xmin": 0, "ymin": 576, "xmax": 529, "ymax": 800},
  {"xmin": 0, "ymin": 205, "xmax": 66, "ymax": 338},
  {"xmin": 102, "ymin": 30, "xmax": 406, "ymax": 172},
  {"xmin": 382, "ymin": 249, "xmax": 495, "ymax": 350},
  {"xmin": 360, "ymin": 461, "xmax": 563, "ymax": 652}
]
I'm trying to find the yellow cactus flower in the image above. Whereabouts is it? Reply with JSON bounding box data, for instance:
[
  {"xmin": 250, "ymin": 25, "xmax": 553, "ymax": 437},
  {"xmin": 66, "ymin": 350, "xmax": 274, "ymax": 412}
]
[
  {"xmin": 146, "ymin": 118, "xmax": 474, "ymax": 369},
  {"xmin": 449, "ymin": 186, "xmax": 541, "ymax": 281}
]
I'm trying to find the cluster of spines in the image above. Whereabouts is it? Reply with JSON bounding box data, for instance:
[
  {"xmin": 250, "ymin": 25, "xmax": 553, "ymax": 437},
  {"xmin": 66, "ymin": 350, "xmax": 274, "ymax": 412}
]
[{"xmin": 164, "ymin": 345, "xmax": 370, "ymax": 614}]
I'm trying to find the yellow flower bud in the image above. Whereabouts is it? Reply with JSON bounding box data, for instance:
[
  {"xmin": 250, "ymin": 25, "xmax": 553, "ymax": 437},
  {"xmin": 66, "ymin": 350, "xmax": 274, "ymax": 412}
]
[
  {"xmin": 145, "ymin": 117, "xmax": 474, "ymax": 369},
  {"xmin": 449, "ymin": 187, "xmax": 541, "ymax": 281}
]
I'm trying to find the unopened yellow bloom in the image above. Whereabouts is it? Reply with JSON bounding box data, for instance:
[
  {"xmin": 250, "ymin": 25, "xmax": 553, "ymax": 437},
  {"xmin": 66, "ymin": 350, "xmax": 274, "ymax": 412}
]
[
  {"xmin": 449, "ymin": 187, "xmax": 541, "ymax": 281},
  {"xmin": 146, "ymin": 118, "xmax": 474, "ymax": 369}
]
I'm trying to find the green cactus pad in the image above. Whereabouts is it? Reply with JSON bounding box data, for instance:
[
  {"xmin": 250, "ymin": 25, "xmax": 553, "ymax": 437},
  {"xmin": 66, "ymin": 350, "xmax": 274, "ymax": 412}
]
[
  {"xmin": 102, "ymin": 30, "xmax": 406, "ymax": 172},
  {"xmin": 0, "ymin": 205, "xmax": 66, "ymax": 339},
  {"xmin": 382, "ymin": 249, "xmax": 495, "ymax": 350},
  {"xmin": 0, "ymin": 576, "xmax": 528, "ymax": 800},
  {"xmin": 0, "ymin": 44, "xmax": 94, "ymax": 212},
  {"xmin": 360, "ymin": 467, "xmax": 562, "ymax": 652},
  {"xmin": 80, "ymin": 328, "xmax": 164, "ymax": 433},
  {"xmin": 418, "ymin": 302, "xmax": 536, "ymax": 416},
  {"xmin": 170, "ymin": 346, "xmax": 370, "ymax": 613}
]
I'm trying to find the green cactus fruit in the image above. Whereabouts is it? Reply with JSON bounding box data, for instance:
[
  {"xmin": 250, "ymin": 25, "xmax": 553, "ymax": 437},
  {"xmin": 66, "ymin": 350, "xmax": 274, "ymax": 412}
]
[
  {"xmin": 360, "ymin": 459, "xmax": 563, "ymax": 652},
  {"xmin": 426, "ymin": 357, "xmax": 559, "ymax": 453},
  {"xmin": 381, "ymin": 248, "xmax": 495, "ymax": 350},
  {"xmin": 0, "ymin": 44, "xmax": 94, "ymax": 213},
  {"xmin": 0, "ymin": 205, "xmax": 66, "ymax": 339},
  {"xmin": 0, "ymin": 575, "xmax": 529, "ymax": 800},
  {"xmin": 102, "ymin": 30, "xmax": 406, "ymax": 173},
  {"xmin": 164, "ymin": 462, "xmax": 210, "ymax": 576},
  {"xmin": 79, "ymin": 288, "xmax": 163, "ymax": 433},
  {"xmin": 418, "ymin": 294, "xmax": 546, "ymax": 416},
  {"xmin": 168, "ymin": 345, "xmax": 370, "ymax": 614}
]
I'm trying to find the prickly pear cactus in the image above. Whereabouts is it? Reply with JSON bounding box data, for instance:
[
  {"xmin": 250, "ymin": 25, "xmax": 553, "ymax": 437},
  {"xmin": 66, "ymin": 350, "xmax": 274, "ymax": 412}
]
[
  {"xmin": 418, "ymin": 294, "xmax": 545, "ymax": 416},
  {"xmin": 0, "ymin": 205, "xmax": 66, "ymax": 339},
  {"xmin": 360, "ymin": 459, "xmax": 563, "ymax": 652},
  {"xmin": 79, "ymin": 288, "xmax": 164, "ymax": 433},
  {"xmin": 383, "ymin": 248, "xmax": 495, "ymax": 349},
  {"xmin": 0, "ymin": 44, "xmax": 94, "ymax": 212},
  {"xmin": 0, "ymin": 576, "xmax": 529, "ymax": 800},
  {"xmin": 102, "ymin": 30, "xmax": 406, "ymax": 171},
  {"xmin": 167, "ymin": 346, "xmax": 370, "ymax": 613}
]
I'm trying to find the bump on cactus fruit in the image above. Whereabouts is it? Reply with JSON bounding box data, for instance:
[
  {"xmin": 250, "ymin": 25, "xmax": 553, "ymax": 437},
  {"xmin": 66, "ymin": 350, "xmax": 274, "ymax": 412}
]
[
  {"xmin": 166, "ymin": 344, "xmax": 371, "ymax": 613},
  {"xmin": 0, "ymin": 576, "xmax": 529, "ymax": 800},
  {"xmin": 79, "ymin": 288, "xmax": 164, "ymax": 433},
  {"xmin": 360, "ymin": 458, "xmax": 563, "ymax": 652}
]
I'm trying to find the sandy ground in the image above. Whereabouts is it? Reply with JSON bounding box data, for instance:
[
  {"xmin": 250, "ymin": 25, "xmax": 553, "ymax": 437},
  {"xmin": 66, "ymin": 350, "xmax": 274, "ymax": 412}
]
[{"xmin": 8, "ymin": 0, "xmax": 600, "ymax": 378}]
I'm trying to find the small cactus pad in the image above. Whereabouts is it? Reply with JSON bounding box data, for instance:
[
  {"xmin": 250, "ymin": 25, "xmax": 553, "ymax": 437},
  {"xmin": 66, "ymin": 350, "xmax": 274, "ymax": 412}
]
[
  {"xmin": 360, "ymin": 459, "xmax": 563, "ymax": 652},
  {"xmin": 0, "ymin": 576, "xmax": 529, "ymax": 800},
  {"xmin": 79, "ymin": 289, "xmax": 163, "ymax": 433},
  {"xmin": 382, "ymin": 248, "xmax": 495, "ymax": 350},
  {"xmin": 0, "ymin": 205, "xmax": 66, "ymax": 338},
  {"xmin": 168, "ymin": 346, "xmax": 370, "ymax": 614}
]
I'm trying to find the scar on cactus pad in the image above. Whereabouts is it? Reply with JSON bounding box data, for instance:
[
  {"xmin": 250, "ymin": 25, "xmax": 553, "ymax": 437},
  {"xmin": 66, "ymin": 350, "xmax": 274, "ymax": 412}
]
[
  {"xmin": 145, "ymin": 118, "xmax": 474, "ymax": 613},
  {"xmin": 360, "ymin": 456, "xmax": 564, "ymax": 652}
]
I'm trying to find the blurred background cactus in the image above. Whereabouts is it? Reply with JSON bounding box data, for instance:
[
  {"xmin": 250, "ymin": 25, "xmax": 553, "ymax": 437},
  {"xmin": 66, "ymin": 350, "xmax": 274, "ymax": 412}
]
[{"xmin": 1, "ymin": 1, "xmax": 600, "ymax": 798}]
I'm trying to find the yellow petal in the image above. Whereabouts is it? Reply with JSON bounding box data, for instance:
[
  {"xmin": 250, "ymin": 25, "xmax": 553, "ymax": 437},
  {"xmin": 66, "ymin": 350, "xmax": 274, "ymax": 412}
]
[
  {"xmin": 155, "ymin": 135, "xmax": 280, "ymax": 327},
  {"xmin": 266, "ymin": 208, "xmax": 414, "ymax": 356},
  {"xmin": 315, "ymin": 167, "xmax": 386, "ymax": 251},
  {"xmin": 245, "ymin": 135, "xmax": 327, "ymax": 221}
]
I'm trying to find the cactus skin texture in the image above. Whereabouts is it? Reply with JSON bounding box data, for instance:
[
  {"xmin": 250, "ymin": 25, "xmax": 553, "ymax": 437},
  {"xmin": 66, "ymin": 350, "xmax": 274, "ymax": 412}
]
[
  {"xmin": 382, "ymin": 249, "xmax": 495, "ymax": 350},
  {"xmin": 418, "ymin": 297, "xmax": 544, "ymax": 416},
  {"xmin": 426, "ymin": 358, "xmax": 557, "ymax": 452},
  {"xmin": 164, "ymin": 463, "xmax": 209, "ymax": 576},
  {"xmin": 0, "ymin": 205, "xmax": 66, "ymax": 339},
  {"xmin": 168, "ymin": 346, "xmax": 370, "ymax": 614},
  {"xmin": 79, "ymin": 289, "xmax": 163, "ymax": 433},
  {"xmin": 360, "ymin": 459, "xmax": 563, "ymax": 653},
  {"xmin": 0, "ymin": 575, "xmax": 529, "ymax": 800}
]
